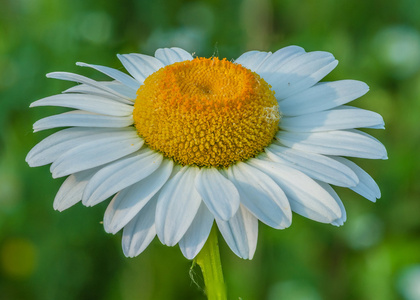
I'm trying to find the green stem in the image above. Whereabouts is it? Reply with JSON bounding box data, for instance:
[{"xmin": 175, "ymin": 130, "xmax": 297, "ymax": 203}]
[{"xmin": 194, "ymin": 225, "xmax": 227, "ymax": 300}]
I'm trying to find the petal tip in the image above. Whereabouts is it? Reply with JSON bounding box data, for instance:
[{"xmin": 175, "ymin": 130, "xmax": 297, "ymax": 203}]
[
  {"xmin": 122, "ymin": 245, "xmax": 135, "ymax": 258},
  {"xmin": 53, "ymin": 204, "xmax": 66, "ymax": 212},
  {"xmin": 51, "ymin": 172, "xmax": 60, "ymax": 179},
  {"xmin": 103, "ymin": 219, "xmax": 121, "ymax": 234},
  {"xmin": 81, "ymin": 196, "xmax": 94, "ymax": 207},
  {"xmin": 104, "ymin": 225, "xmax": 116, "ymax": 234},
  {"xmin": 25, "ymin": 155, "xmax": 33, "ymax": 165},
  {"xmin": 45, "ymin": 72, "xmax": 56, "ymax": 79}
]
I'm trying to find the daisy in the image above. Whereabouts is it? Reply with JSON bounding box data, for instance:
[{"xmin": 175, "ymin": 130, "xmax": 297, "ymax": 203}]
[{"xmin": 26, "ymin": 46, "xmax": 387, "ymax": 260}]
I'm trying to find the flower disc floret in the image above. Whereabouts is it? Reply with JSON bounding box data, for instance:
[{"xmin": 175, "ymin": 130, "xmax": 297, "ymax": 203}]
[{"xmin": 133, "ymin": 57, "xmax": 280, "ymax": 167}]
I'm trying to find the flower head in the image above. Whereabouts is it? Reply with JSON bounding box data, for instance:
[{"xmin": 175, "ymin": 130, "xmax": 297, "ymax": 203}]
[{"xmin": 26, "ymin": 47, "xmax": 387, "ymax": 259}]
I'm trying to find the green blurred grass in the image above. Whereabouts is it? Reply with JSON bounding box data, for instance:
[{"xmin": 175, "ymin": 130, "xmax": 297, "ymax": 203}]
[{"xmin": 1, "ymin": 0, "xmax": 420, "ymax": 299}]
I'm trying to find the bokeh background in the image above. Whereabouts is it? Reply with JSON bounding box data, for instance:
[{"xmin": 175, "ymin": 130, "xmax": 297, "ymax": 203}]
[{"xmin": 1, "ymin": 0, "xmax": 420, "ymax": 299}]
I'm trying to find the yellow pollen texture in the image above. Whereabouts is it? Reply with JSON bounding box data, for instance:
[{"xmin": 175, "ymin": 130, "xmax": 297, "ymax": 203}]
[{"xmin": 133, "ymin": 57, "xmax": 280, "ymax": 168}]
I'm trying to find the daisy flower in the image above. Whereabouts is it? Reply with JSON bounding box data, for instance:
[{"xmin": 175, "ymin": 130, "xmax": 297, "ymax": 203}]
[{"xmin": 26, "ymin": 46, "xmax": 387, "ymax": 260}]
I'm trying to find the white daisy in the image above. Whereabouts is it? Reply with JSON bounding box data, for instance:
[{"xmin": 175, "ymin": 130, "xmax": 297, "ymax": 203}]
[{"xmin": 26, "ymin": 46, "xmax": 387, "ymax": 260}]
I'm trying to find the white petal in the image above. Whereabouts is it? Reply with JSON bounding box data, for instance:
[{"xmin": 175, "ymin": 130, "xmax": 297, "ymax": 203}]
[
  {"xmin": 50, "ymin": 129, "xmax": 142, "ymax": 178},
  {"xmin": 101, "ymin": 82, "xmax": 137, "ymax": 99},
  {"xmin": 64, "ymin": 81, "xmax": 137, "ymax": 100},
  {"xmin": 122, "ymin": 198, "xmax": 157, "ymax": 258},
  {"xmin": 26, "ymin": 127, "xmax": 120, "ymax": 167},
  {"xmin": 46, "ymin": 72, "xmax": 132, "ymax": 103},
  {"xmin": 216, "ymin": 205, "xmax": 258, "ymax": 259},
  {"xmin": 154, "ymin": 47, "xmax": 193, "ymax": 65},
  {"xmin": 280, "ymin": 106, "xmax": 385, "ymax": 132},
  {"xmin": 179, "ymin": 203, "xmax": 214, "ymax": 260},
  {"xmin": 63, "ymin": 82, "xmax": 133, "ymax": 103},
  {"xmin": 234, "ymin": 51, "xmax": 272, "ymax": 72},
  {"xmin": 83, "ymin": 149, "xmax": 163, "ymax": 207},
  {"xmin": 227, "ymin": 162, "xmax": 292, "ymax": 229},
  {"xmin": 279, "ymin": 80, "xmax": 369, "ymax": 116},
  {"xmin": 276, "ymin": 129, "xmax": 388, "ymax": 159},
  {"xmin": 33, "ymin": 110, "xmax": 133, "ymax": 132},
  {"xmin": 117, "ymin": 53, "xmax": 164, "ymax": 83},
  {"xmin": 155, "ymin": 166, "xmax": 202, "ymax": 246},
  {"xmin": 265, "ymin": 144, "xmax": 359, "ymax": 187},
  {"xmin": 103, "ymin": 159, "xmax": 173, "ymax": 234},
  {"xmin": 316, "ymin": 181, "xmax": 347, "ymax": 226},
  {"xmin": 53, "ymin": 167, "xmax": 100, "ymax": 211},
  {"xmin": 266, "ymin": 51, "xmax": 338, "ymax": 99},
  {"xmin": 248, "ymin": 158, "xmax": 342, "ymax": 223},
  {"xmin": 257, "ymin": 46, "xmax": 306, "ymax": 74},
  {"xmin": 331, "ymin": 157, "xmax": 381, "ymax": 202},
  {"xmin": 194, "ymin": 168, "xmax": 240, "ymax": 221},
  {"xmin": 30, "ymin": 94, "xmax": 134, "ymax": 117},
  {"xmin": 76, "ymin": 62, "xmax": 140, "ymax": 91}
]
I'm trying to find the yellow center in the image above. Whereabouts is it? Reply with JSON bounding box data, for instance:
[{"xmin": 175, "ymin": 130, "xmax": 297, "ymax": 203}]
[{"xmin": 133, "ymin": 57, "xmax": 280, "ymax": 168}]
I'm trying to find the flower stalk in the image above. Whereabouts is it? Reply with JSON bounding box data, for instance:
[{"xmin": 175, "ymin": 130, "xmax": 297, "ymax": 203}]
[{"xmin": 194, "ymin": 225, "xmax": 227, "ymax": 300}]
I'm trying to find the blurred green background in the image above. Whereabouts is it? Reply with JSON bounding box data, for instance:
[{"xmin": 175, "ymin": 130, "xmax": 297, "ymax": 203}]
[{"xmin": 1, "ymin": 0, "xmax": 420, "ymax": 299}]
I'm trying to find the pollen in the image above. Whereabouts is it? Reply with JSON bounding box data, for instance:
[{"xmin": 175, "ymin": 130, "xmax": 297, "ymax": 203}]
[{"xmin": 133, "ymin": 57, "xmax": 280, "ymax": 168}]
